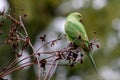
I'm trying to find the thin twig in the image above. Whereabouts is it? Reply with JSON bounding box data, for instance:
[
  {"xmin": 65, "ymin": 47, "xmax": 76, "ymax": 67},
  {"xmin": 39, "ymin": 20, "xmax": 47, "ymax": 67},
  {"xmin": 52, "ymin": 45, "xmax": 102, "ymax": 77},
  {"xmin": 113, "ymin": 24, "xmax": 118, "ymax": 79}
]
[
  {"xmin": 48, "ymin": 60, "xmax": 59, "ymax": 80},
  {"xmin": 0, "ymin": 14, "xmax": 80, "ymax": 80},
  {"xmin": 17, "ymin": 31, "xmax": 26, "ymax": 38},
  {"xmin": 0, "ymin": 52, "xmax": 34, "ymax": 76},
  {"xmin": 0, "ymin": 62, "xmax": 34, "ymax": 78},
  {"xmin": 19, "ymin": 15, "xmax": 34, "ymax": 51},
  {"xmin": 35, "ymin": 38, "xmax": 61, "ymax": 53},
  {"xmin": 7, "ymin": 14, "xmax": 20, "ymax": 24},
  {"xmin": 19, "ymin": 15, "xmax": 41, "ymax": 80},
  {"xmin": 19, "ymin": 16, "xmax": 28, "ymax": 36},
  {"xmin": 39, "ymin": 51, "xmax": 60, "ymax": 54},
  {"xmin": 44, "ymin": 57, "xmax": 57, "ymax": 80}
]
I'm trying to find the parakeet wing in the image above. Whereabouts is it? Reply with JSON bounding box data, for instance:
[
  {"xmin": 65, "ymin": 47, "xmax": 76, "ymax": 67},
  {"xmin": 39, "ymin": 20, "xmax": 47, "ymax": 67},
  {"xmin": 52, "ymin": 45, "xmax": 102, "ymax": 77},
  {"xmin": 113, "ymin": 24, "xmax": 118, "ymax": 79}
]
[{"xmin": 65, "ymin": 20, "xmax": 89, "ymax": 46}]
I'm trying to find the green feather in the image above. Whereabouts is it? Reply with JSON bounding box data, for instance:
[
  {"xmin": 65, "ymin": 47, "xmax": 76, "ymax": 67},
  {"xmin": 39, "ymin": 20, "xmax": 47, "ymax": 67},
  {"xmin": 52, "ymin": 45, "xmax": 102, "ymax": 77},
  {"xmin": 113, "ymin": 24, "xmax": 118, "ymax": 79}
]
[
  {"xmin": 86, "ymin": 52, "xmax": 99, "ymax": 74},
  {"xmin": 64, "ymin": 12, "xmax": 99, "ymax": 74}
]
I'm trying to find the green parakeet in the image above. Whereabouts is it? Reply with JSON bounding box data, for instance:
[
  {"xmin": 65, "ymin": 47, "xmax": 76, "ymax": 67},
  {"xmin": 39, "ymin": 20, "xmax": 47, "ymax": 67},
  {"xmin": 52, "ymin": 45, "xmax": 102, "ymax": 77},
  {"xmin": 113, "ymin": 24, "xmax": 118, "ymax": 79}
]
[{"xmin": 64, "ymin": 12, "xmax": 99, "ymax": 74}]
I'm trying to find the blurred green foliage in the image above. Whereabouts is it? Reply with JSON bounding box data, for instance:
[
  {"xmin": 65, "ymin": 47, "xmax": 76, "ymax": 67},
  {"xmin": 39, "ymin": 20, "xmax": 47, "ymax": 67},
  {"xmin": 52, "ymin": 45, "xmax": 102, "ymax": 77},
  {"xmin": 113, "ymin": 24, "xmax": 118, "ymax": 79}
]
[{"xmin": 0, "ymin": 0, "xmax": 120, "ymax": 80}]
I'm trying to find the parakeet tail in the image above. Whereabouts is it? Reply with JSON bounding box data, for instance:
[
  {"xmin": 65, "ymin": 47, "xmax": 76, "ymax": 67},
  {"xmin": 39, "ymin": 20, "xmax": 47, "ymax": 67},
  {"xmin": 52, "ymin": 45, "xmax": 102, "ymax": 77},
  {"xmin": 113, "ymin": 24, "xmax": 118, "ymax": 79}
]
[{"xmin": 86, "ymin": 52, "xmax": 99, "ymax": 74}]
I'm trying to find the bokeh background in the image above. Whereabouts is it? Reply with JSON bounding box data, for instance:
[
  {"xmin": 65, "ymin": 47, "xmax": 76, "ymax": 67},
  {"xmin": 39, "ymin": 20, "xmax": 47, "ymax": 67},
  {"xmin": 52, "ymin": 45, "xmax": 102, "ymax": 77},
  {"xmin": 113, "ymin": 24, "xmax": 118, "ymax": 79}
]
[{"xmin": 0, "ymin": 0, "xmax": 120, "ymax": 80}]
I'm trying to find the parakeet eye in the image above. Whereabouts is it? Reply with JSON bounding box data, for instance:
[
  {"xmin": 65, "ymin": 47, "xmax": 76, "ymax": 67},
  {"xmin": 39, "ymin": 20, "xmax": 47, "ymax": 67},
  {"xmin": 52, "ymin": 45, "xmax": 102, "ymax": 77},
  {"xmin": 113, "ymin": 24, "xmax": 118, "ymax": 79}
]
[
  {"xmin": 77, "ymin": 15, "xmax": 82, "ymax": 22},
  {"xmin": 79, "ymin": 15, "xmax": 83, "ymax": 22},
  {"xmin": 80, "ymin": 19, "xmax": 82, "ymax": 22}
]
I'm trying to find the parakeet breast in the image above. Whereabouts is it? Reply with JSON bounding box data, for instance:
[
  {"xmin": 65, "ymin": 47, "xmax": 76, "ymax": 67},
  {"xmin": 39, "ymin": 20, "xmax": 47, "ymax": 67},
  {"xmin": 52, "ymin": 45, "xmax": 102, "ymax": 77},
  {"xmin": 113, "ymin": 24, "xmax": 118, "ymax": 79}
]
[
  {"xmin": 65, "ymin": 19, "xmax": 88, "ymax": 40},
  {"xmin": 65, "ymin": 18, "xmax": 90, "ymax": 51}
]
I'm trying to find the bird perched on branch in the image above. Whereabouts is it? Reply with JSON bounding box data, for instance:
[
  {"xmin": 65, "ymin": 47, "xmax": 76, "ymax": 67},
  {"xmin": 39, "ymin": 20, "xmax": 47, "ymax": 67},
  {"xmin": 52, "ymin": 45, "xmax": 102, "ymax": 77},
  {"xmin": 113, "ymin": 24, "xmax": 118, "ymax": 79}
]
[{"xmin": 64, "ymin": 12, "xmax": 99, "ymax": 74}]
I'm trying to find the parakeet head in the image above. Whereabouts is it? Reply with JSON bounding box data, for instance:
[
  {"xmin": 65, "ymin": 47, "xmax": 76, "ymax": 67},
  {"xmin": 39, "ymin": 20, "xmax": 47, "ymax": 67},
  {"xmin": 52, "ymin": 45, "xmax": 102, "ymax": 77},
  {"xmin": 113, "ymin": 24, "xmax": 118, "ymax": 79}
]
[{"xmin": 67, "ymin": 12, "xmax": 83, "ymax": 22}]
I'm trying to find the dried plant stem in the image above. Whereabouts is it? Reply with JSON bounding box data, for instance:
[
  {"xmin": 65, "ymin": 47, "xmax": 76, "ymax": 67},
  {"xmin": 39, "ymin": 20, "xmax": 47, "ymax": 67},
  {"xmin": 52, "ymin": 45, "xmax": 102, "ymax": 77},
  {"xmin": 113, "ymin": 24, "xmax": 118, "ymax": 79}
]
[
  {"xmin": 0, "ymin": 13, "xmax": 98, "ymax": 80},
  {"xmin": 19, "ymin": 16, "xmax": 28, "ymax": 36},
  {"xmin": 19, "ymin": 15, "xmax": 34, "ymax": 51},
  {"xmin": 0, "ymin": 51, "xmax": 58, "ymax": 77},
  {"xmin": 39, "ymin": 51, "xmax": 60, "ymax": 54},
  {"xmin": 0, "ymin": 61, "xmax": 34, "ymax": 78},
  {"xmin": 17, "ymin": 31, "xmax": 25, "ymax": 38},
  {"xmin": 44, "ymin": 56, "xmax": 57, "ymax": 80},
  {"xmin": 7, "ymin": 15, "xmax": 19, "ymax": 23},
  {"xmin": 45, "ymin": 63, "xmax": 68, "ymax": 66},
  {"xmin": 19, "ymin": 15, "xmax": 41, "ymax": 80},
  {"xmin": 48, "ymin": 60, "xmax": 59, "ymax": 80},
  {"xmin": 35, "ymin": 38, "xmax": 61, "ymax": 53},
  {"xmin": 6, "ymin": 54, "xmax": 33, "ymax": 70}
]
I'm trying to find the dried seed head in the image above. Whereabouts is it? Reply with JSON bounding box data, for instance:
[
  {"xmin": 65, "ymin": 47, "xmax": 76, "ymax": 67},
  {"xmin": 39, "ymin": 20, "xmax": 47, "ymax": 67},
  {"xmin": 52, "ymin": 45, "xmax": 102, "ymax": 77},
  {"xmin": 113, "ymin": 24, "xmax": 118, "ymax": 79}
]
[
  {"xmin": 40, "ymin": 59, "xmax": 47, "ymax": 70},
  {"xmin": 80, "ymin": 53, "xmax": 84, "ymax": 57},
  {"xmin": 23, "ymin": 14, "xmax": 27, "ymax": 17},
  {"xmin": 96, "ymin": 44, "xmax": 100, "ymax": 48},
  {"xmin": 39, "ymin": 34, "xmax": 46, "ymax": 42},
  {"xmin": 80, "ymin": 59, "xmax": 83, "ymax": 64}
]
